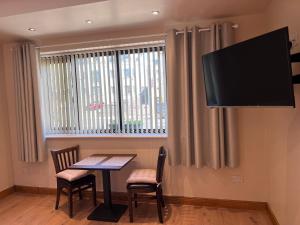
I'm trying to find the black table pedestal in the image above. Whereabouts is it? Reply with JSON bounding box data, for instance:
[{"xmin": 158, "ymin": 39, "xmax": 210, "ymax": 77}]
[
  {"xmin": 87, "ymin": 170, "xmax": 127, "ymax": 222},
  {"xmin": 87, "ymin": 203, "xmax": 127, "ymax": 222}
]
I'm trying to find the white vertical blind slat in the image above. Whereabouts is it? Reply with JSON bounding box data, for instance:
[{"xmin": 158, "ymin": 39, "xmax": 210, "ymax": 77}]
[
  {"xmin": 132, "ymin": 50, "xmax": 139, "ymax": 133},
  {"xmin": 87, "ymin": 53, "xmax": 95, "ymax": 133},
  {"xmin": 81, "ymin": 54, "xmax": 88, "ymax": 133},
  {"xmin": 138, "ymin": 49, "xmax": 143, "ymax": 134},
  {"xmin": 92, "ymin": 52, "xmax": 101, "ymax": 133},
  {"xmin": 124, "ymin": 50, "xmax": 130, "ymax": 133},
  {"xmin": 47, "ymin": 57, "xmax": 53, "ymax": 132},
  {"xmin": 95, "ymin": 52, "xmax": 104, "ymax": 132},
  {"xmin": 152, "ymin": 48, "xmax": 158, "ymax": 134},
  {"xmin": 58, "ymin": 56, "xmax": 67, "ymax": 133},
  {"xmin": 52, "ymin": 57, "xmax": 60, "ymax": 132},
  {"xmin": 111, "ymin": 51, "xmax": 120, "ymax": 133},
  {"xmin": 147, "ymin": 48, "xmax": 153, "ymax": 134},
  {"xmin": 105, "ymin": 52, "xmax": 113, "ymax": 133},
  {"xmin": 77, "ymin": 54, "xmax": 84, "ymax": 133},
  {"xmin": 121, "ymin": 50, "xmax": 128, "ymax": 133},
  {"xmin": 70, "ymin": 55, "xmax": 80, "ymax": 133},
  {"xmin": 63, "ymin": 56, "xmax": 68, "ymax": 131},
  {"xmin": 56, "ymin": 56, "xmax": 63, "ymax": 133},
  {"xmin": 84, "ymin": 53, "xmax": 92, "ymax": 133},
  {"xmin": 157, "ymin": 48, "xmax": 163, "ymax": 133},
  {"xmin": 63, "ymin": 56, "xmax": 71, "ymax": 131},
  {"xmin": 162, "ymin": 46, "xmax": 167, "ymax": 133},
  {"xmin": 128, "ymin": 50, "xmax": 134, "ymax": 133},
  {"xmin": 118, "ymin": 50, "xmax": 125, "ymax": 134},
  {"xmin": 47, "ymin": 57, "xmax": 55, "ymax": 132},
  {"xmin": 100, "ymin": 52, "xmax": 108, "ymax": 133},
  {"xmin": 142, "ymin": 49, "xmax": 148, "ymax": 133}
]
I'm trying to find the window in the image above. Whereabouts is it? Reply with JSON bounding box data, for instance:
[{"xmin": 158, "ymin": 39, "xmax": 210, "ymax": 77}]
[{"xmin": 40, "ymin": 42, "xmax": 167, "ymax": 136}]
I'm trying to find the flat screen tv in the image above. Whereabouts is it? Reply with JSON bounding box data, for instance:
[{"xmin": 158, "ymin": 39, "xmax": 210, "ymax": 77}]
[{"xmin": 202, "ymin": 27, "xmax": 295, "ymax": 107}]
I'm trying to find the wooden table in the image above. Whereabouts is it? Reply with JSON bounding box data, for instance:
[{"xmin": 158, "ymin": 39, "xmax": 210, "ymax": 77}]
[{"xmin": 69, "ymin": 154, "xmax": 136, "ymax": 222}]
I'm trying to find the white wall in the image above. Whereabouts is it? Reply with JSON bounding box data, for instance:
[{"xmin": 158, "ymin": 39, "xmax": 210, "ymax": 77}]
[
  {"xmin": 264, "ymin": 1, "xmax": 300, "ymax": 224},
  {"xmin": 0, "ymin": 45, "xmax": 14, "ymax": 192},
  {"xmin": 2, "ymin": 12, "xmax": 273, "ymax": 202}
]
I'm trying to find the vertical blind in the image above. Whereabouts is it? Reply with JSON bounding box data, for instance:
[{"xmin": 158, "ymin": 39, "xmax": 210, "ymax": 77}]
[{"xmin": 40, "ymin": 42, "xmax": 167, "ymax": 135}]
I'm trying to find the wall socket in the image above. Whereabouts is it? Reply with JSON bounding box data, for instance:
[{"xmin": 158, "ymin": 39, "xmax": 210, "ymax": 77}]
[{"xmin": 231, "ymin": 175, "xmax": 243, "ymax": 183}]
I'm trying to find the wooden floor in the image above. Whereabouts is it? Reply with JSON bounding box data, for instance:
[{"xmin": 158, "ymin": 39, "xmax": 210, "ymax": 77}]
[{"xmin": 0, "ymin": 193, "xmax": 273, "ymax": 225}]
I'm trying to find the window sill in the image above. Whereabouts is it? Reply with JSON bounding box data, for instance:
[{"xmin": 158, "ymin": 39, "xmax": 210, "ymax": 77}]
[{"xmin": 45, "ymin": 134, "xmax": 168, "ymax": 139}]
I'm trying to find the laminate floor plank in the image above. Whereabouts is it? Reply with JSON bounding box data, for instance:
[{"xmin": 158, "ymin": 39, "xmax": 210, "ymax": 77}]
[{"xmin": 0, "ymin": 193, "xmax": 273, "ymax": 225}]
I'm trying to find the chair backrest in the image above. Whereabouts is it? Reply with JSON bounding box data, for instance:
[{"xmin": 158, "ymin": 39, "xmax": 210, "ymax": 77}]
[
  {"xmin": 51, "ymin": 145, "xmax": 80, "ymax": 174},
  {"xmin": 156, "ymin": 146, "xmax": 167, "ymax": 183}
]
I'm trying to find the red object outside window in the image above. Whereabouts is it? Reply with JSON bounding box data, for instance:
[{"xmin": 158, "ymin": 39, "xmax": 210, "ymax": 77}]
[{"xmin": 89, "ymin": 102, "xmax": 104, "ymax": 110}]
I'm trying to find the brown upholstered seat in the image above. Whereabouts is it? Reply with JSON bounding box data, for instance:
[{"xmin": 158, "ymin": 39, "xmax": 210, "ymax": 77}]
[
  {"xmin": 56, "ymin": 169, "xmax": 90, "ymax": 182},
  {"xmin": 127, "ymin": 169, "xmax": 157, "ymax": 184}
]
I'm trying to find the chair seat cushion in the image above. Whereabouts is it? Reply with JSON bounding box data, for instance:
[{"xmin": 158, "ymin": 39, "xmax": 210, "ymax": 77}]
[
  {"xmin": 127, "ymin": 169, "xmax": 157, "ymax": 184},
  {"xmin": 56, "ymin": 169, "xmax": 89, "ymax": 182}
]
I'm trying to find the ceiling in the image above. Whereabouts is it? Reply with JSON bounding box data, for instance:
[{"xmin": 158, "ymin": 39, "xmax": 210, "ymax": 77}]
[{"xmin": 0, "ymin": 0, "xmax": 272, "ymax": 42}]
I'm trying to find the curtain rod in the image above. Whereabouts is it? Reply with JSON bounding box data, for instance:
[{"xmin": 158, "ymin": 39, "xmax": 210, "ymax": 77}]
[
  {"xmin": 36, "ymin": 33, "xmax": 167, "ymax": 49},
  {"xmin": 36, "ymin": 23, "xmax": 238, "ymax": 49},
  {"xmin": 175, "ymin": 23, "xmax": 239, "ymax": 35},
  {"xmin": 41, "ymin": 41, "xmax": 165, "ymax": 56}
]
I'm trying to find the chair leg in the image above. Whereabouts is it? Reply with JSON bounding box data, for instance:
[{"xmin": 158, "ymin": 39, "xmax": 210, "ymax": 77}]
[
  {"xmin": 55, "ymin": 185, "xmax": 61, "ymax": 210},
  {"xmin": 78, "ymin": 187, "xmax": 83, "ymax": 200},
  {"xmin": 68, "ymin": 188, "xmax": 73, "ymax": 218},
  {"xmin": 161, "ymin": 188, "xmax": 165, "ymax": 208},
  {"xmin": 128, "ymin": 190, "xmax": 133, "ymax": 223},
  {"xmin": 156, "ymin": 188, "xmax": 163, "ymax": 223},
  {"xmin": 134, "ymin": 193, "xmax": 138, "ymax": 208},
  {"xmin": 92, "ymin": 180, "xmax": 97, "ymax": 206}
]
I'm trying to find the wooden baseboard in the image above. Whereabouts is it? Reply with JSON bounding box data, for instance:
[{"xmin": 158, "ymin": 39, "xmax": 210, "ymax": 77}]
[
  {"xmin": 13, "ymin": 185, "xmax": 267, "ymax": 211},
  {"xmin": 0, "ymin": 186, "xmax": 15, "ymax": 199},
  {"xmin": 165, "ymin": 195, "xmax": 267, "ymax": 210},
  {"xmin": 14, "ymin": 185, "xmax": 56, "ymax": 195},
  {"xmin": 266, "ymin": 204, "xmax": 280, "ymax": 225}
]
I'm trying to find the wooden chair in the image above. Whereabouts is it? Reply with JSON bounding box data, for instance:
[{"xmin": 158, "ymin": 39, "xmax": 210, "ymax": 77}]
[
  {"xmin": 127, "ymin": 146, "xmax": 167, "ymax": 223},
  {"xmin": 51, "ymin": 145, "xmax": 97, "ymax": 218}
]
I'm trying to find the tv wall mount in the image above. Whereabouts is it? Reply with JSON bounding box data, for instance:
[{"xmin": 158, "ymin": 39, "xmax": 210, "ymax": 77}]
[{"xmin": 289, "ymin": 41, "xmax": 300, "ymax": 84}]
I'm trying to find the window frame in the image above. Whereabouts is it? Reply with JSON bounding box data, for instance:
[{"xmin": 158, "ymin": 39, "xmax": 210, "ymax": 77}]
[{"xmin": 40, "ymin": 43, "xmax": 168, "ymax": 138}]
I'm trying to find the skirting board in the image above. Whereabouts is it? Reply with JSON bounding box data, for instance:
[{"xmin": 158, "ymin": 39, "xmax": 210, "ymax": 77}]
[
  {"xmin": 14, "ymin": 185, "xmax": 266, "ymax": 210},
  {"xmin": 12, "ymin": 185, "xmax": 279, "ymax": 224},
  {"xmin": 14, "ymin": 185, "xmax": 56, "ymax": 195},
  {"xmin": 0, "ymin": 186, "xmax": 15, "ymax": 199}
]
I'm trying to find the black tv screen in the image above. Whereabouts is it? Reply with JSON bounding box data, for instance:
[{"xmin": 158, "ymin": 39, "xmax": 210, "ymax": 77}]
[{"xmin": 202, "ymin": 27, "xmax": 295, "ymax": 107}]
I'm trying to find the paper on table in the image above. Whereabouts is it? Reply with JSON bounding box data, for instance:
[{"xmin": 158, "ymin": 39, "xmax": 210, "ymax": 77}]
[
  {"xmin": 101, "ymin": 156, "xmax": 133, "ymax": 166},
  {"xmin": 74, "ymin": 156, "xmax": 107, "ymax": 166}
]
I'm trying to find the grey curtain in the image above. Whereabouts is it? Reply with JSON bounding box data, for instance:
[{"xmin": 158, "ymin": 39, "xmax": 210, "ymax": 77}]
[
  {"xmin": 12, "ymin": 42, "xmax": 46, "ymax": 163},
  {"xmin": 166, "ymin": 22, "xmax": 239, "ymax": 169}
]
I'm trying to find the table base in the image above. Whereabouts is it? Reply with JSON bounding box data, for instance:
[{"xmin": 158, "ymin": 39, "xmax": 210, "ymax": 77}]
[{"xmin": 87, "ymin": 203, "xmax": 128, "ymax": 222}]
